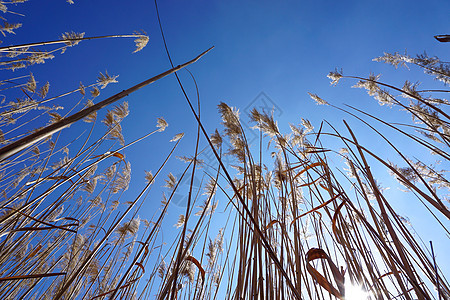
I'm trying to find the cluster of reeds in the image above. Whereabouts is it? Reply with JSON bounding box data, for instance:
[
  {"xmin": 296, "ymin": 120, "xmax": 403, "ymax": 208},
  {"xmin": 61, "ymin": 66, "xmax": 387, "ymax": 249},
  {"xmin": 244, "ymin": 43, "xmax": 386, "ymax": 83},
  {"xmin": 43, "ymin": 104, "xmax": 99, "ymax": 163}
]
[
  {"xmin": 0, "ymin": 2, "xmax": 449, "ymax": 299},
  {"xmin": 121, "ymin": 51, "xmax": 449, "ymax": 299},
  {"xmin": 0, "ymin": 2, "xmax": 173, "ymax": 298},
  {"xmin": 143, "ymin": 53, "xmax": 450, "ymax": 299}
]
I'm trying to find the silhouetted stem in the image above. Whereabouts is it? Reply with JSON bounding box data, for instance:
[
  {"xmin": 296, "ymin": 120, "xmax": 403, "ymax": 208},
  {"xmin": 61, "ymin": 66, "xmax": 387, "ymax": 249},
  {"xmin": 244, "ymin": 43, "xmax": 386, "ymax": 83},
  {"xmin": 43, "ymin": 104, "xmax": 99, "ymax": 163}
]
[{"xmin": 0, "ymin": 34, "xmax": 142, "ymax": 52}]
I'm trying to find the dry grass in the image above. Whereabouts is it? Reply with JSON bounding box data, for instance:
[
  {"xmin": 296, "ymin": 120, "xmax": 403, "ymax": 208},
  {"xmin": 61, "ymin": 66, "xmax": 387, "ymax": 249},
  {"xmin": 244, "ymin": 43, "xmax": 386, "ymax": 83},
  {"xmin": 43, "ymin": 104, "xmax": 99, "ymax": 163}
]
[{"xmin": 0, "ymin": 2, "xmax": 449, "ymax": 299}]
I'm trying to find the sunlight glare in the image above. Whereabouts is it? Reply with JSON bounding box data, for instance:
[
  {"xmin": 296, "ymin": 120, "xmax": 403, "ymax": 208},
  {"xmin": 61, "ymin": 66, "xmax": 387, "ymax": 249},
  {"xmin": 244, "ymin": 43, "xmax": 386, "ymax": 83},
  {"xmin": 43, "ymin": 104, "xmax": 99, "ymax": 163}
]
[{"xmin": 345, "ymin": 282, "xmax": 370, "ymax": 300}]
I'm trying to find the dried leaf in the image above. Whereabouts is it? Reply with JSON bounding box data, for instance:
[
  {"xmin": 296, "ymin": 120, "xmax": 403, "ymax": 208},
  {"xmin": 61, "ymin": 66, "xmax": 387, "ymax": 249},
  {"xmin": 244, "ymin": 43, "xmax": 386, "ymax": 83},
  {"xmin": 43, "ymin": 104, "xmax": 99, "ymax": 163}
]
[
  {"xmin": 292, "ymin": 161, "xmax": 325, "ymax": 180},
  {"xmin": 319, "ymin": 183, "xmax": 330, "ymax": 192},
  {"xmin": 186, "ymin": 255, "xmax": 205, "ymax": 281},
  {"xmin": 331, "ymin": 199, "xmax": 347, "ymax": 246},
  {"xmin": 306, "ymin": 248, "xmax": 345, "ymax": 299},
  {"xmin": 135, "ymin": 262, "xmax": 145, "ymax": 273},
  {"xmin": 298, "ymin": 176, "xmax": 323, "ymax": 188},
  {"xmin": 264, "ymin": 220, "xmax": 280, "ymax": 231},
  {"xmin": 112, "ymin": 152, "xmax": 125, "ymax": 162},
  {"xmin": 290, "ymin": 193, "xmax": 342, "ymax": 227},
  {"xmin": 24, "ymin": 244, "xmax": 42, "ymax": 261}
]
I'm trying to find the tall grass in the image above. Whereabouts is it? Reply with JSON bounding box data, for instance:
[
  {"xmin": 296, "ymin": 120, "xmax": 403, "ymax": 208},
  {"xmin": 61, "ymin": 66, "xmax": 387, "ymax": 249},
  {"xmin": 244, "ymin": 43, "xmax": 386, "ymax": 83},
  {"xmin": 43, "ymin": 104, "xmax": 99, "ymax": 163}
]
[{"xmin": 0, "ymin": 2, "xmax": 449, "ymax": 299}]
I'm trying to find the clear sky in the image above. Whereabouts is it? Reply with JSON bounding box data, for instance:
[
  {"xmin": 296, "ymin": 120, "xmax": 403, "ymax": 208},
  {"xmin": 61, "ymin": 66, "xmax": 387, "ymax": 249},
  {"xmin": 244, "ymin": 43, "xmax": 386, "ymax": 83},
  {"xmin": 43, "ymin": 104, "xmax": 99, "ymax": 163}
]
[{"xmin": 3, "ymin": 0, "xmax": 449, "ymax": 298}]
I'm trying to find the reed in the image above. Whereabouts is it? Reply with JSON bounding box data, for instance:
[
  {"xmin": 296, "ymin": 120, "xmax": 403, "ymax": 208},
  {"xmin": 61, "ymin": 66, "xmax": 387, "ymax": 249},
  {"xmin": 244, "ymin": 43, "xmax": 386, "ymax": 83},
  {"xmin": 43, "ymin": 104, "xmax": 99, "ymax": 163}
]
[{"xmin": 0, "ymin": 1, "xmax": 448, "ymax": 299}]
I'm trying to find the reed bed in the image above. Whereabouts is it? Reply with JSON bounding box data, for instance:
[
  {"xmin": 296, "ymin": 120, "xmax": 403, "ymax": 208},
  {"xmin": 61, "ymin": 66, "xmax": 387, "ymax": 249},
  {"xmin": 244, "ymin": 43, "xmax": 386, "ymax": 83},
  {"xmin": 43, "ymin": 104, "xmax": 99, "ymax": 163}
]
[{"xmin": 0, "ymin": 1, "xmax": 448, "ymax": 299}]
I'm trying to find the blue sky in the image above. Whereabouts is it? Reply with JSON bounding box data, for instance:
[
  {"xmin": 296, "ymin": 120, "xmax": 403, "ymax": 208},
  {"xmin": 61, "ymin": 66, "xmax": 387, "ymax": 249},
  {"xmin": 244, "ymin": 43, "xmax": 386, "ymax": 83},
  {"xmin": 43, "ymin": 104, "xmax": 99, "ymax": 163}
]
[
  {"xmin": 3, "ymin": 0, "xmax": 449, "ymax": 297},
  {"xmin": 13, "ymin": 0, "xmax": 449, "ymax": 144}
]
